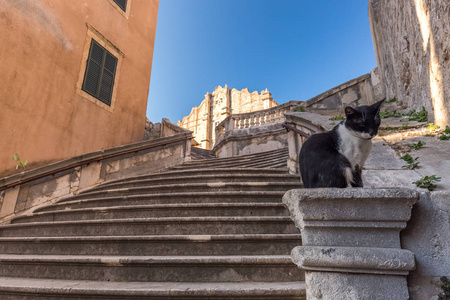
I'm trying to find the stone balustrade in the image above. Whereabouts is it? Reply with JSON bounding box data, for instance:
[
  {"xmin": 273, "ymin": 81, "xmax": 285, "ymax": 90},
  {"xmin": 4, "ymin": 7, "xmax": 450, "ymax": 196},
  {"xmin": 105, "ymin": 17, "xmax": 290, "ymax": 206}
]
[
  {"xmin": 213, "ymin": 101, "xmax": 300, "ymax": 158},
  {"xmin": 215, "ymin": 101, "xmax": 300, "ymax": 144}
]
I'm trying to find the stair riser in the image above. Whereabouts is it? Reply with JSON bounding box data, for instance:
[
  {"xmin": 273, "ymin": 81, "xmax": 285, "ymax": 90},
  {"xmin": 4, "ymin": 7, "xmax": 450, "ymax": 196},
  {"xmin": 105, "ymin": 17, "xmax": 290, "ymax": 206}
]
[
  {"xmin": 0, "ymin": 222, "xmax": 298, "ymax": 237},
  {"xmin": 0, "ymin": 263, "xmax": 304, "ymax": 282},
  {"xmin": 69, "ymin": 185, "xmax": 299, "ymax": 200},
  {"xmin": 0, "ymin": 288, "xmax": 306, "ymax": 300},
  {"xmin": 14, "ymin": 207, "xmax": 288, "ymax": 223},
  {"xmin": 0, "ymin": 239, "xmax": 301, "ymax": 256},
  {"xmin": 37, "ymin": 196, "xmax": 285, "ymax": 213},
  {"xmin": 175, "ymin": 159, "xmax": 287, "ymax": 170},
  {"xmin": 109, "ymin": 169, "xmax": 290, "ymax": 184},
  {"xmin": 0, "ymin": 292, "xmax": 305, "ymax": 300},
  {"xmin": 91, "ymin": 176, "xmax": 300, "ymax": 191},
  {"xmin": 182, "ymin": 151, "xmax": 288, "ymax": 166}
]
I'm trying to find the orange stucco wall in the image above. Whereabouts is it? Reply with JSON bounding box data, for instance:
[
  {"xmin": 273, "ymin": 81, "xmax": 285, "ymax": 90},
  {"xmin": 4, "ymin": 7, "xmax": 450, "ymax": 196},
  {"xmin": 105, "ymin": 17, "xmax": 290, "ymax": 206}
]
[{"xmin": 0, "ymin": 0, "xmax": 159, "ymax": 175}]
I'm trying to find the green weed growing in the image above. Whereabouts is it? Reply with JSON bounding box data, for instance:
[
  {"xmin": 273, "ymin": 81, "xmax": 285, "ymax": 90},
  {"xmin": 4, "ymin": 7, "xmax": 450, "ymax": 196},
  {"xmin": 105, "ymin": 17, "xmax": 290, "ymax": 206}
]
[
  {"xmin": 401, "ymin": 153, "xmax": 420, "ymax": 169},
  {"xmin": 12, "ymin": 153, "xmax": 28, "ymax": 170},
  {"xmin": 408, "ymin": 141, "xmax": 426, "ymax": 150},
  {"xmin": 413, "ymin": 175, "xmax": 441, "ymax": 191}
]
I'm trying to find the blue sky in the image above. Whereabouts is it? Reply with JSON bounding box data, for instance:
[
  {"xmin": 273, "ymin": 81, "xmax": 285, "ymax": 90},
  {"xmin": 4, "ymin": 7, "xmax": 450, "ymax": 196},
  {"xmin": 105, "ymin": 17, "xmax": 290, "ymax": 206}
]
[{"xmin": 146, "ymin": 0, "xmax": 377, "ymax": 123}]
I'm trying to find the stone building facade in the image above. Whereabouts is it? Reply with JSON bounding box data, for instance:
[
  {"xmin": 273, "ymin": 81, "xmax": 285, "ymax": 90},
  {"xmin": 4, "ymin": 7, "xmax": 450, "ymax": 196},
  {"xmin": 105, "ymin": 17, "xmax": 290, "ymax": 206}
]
[
  {"xmin": 177, "ymin": 85, "xmax": 278, "ymax": 149},
  {"xmin": 0, "ymin": 0, "xmax": 159, "ymax": 176}
]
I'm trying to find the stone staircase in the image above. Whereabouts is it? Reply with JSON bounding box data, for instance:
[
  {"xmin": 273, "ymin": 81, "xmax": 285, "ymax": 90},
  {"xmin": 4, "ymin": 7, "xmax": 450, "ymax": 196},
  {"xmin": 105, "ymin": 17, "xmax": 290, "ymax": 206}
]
[{"xmin": 0, "ymin": 148, "xmax": 306, "ymax": 299}]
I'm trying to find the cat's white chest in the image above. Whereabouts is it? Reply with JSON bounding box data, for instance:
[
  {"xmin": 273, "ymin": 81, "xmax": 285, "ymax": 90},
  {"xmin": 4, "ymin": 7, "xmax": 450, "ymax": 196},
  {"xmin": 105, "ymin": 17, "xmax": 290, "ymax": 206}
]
[{"xmin": 337, "ymin": 124, "xmax": 372, "ymax": 169}]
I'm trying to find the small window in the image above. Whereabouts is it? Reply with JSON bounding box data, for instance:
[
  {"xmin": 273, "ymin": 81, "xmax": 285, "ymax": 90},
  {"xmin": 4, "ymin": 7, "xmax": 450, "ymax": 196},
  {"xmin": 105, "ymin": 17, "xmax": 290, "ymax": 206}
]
[
  {"xmin": 113, "ymin": 0, "xmax": 128, "ymax": 12},
  {"xmin": 82, "ymin": 40, "xmax": 118, "ymax": 106}
]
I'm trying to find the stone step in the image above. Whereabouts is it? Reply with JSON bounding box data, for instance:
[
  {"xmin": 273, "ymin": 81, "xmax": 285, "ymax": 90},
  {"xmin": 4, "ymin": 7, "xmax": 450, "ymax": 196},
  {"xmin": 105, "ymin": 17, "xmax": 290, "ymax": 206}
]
[
  {"xmin": 0, "ymin": 255, "xmax": 304, "ymax": 282},
  {"xmin": 175, "ymin": 149, "xmax": 288, "ymax": 166},
  {"xmin": 191, "ymin": 147, "xmax": 216, "ymax": 160},
  {"xmin": 0, "ymin": 234, "xmax": 302, "ymax": 256},
  {"xmin": 0, "ymin": 216, "xmax": 299, "ymax": 237},
  {"xmin": 174, "ymin": 152, "xmax": 288, "ymax": 170},
  {"xmin": 94, "ymin": 167, "xmax": 292, "ymax": 189},
  {"xmin": 60, "ymin": 182, "xmax": 300, "ymax": 205},
  {"xmin": 0, "ymin": 277, "xmax": 306, "ymax": 299},
  {"xmin": 89, "ymin": 173, "xmax": 300, "ymax": 192},
  {"xmin": 65, "ymin": 182, "xmax": 300, "ymax": 203},
  {"xmin": 13, "ymin": 203, "xmax": 289, "ymax": 224},
  {"xmin": 36, "ymin": 191, "xmax": 287, "ymax": 213},
  {"xmin": 187, "ymin": 148, "xmax": 288, "ymax": 166}
]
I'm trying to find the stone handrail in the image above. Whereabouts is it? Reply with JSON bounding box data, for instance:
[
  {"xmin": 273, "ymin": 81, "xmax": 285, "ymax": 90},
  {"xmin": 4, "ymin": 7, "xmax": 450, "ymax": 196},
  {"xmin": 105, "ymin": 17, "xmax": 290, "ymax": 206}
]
[
  {"xmin": 215, "ymin": 101, "xmax": 301, "ymax": 144},
  {"xmin": 283, "ymin": 112, "xmax": 336, "ymax": 174},
  {"xmin": 0, "ymin": 133, "xmax": 193, "ymax": 222}
]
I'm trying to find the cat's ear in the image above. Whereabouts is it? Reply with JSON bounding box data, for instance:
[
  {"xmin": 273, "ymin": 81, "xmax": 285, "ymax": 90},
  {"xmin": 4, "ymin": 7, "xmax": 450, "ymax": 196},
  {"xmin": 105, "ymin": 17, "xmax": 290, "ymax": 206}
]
[
  {"xmin": 344, "ymin": 106, "xmax": 357, "ymax": 117},
  {"xmin": 372, "ymin": 98, "xmax": 385, "ymax": 112}
]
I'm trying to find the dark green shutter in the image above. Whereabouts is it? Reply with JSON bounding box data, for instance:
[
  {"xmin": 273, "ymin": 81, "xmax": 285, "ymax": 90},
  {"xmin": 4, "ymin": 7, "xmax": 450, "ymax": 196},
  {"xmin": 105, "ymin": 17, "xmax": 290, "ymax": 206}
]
[
  {"xmin": 113, "ymin": 0, "xmax": 127, "ymax": 12},
  {"xmin": 82, "ymin": 40, "xmax": 118, "ymax": 106}
]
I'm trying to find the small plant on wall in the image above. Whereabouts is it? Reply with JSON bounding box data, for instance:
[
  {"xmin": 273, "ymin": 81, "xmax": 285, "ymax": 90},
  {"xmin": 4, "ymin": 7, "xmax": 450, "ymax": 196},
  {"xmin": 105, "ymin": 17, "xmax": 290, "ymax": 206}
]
[
  {"xmin": 433, "ymin": 276, "xmax": 450, "ymax": 300},
  {"xmin": 12, "ymin": 153, "xmax": 28, "ymax": 170}
]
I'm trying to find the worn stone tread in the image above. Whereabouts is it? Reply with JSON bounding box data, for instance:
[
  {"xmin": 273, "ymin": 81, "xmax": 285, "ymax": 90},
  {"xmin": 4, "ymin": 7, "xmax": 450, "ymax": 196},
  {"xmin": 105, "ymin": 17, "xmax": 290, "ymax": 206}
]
[
  {"xmin": 0, "ymin": 254, "xmax": 294, "ymax": 264},
  {"xmin": 0, "ymin": 233, "xmax": 302, "ymax": 242},
  {"xmin": 39, "ymin": 191, "xmax": 287, "ymax": 212},
  {"xmin": 68, "ymin": 182, "xmax": 300, "ymax": 201},
  {"xmin": 0, "ymin": 234, "xmax": 302, "ymax": 255},
  {"xmin": 13, "ymin": 202, "xmax": 289, "ymax": 223},
  {"xmin": 173, "ymin": 153, "xmax": 289, "ymax": 169},
  {"xmin": 0, "ymin": 216, "xmax": 295, "ymax": 231},
  {"xmin": 0, "ymin": 216, "xmax": 298, "ymax": 237},
  {"xmin": 90, "ymin": 173, "xmax": 300, "ymax": 191},
  {"xmin": 173, "ymin": 156, "xmax": 288, "ymax": 170},
  {"xmin": 2, "ymin": 216, "xmax": 294, "ymax": 227},
  {"xmin": 0, "ymin": 277, "xmax": 306, "ymax": 299},
  {"xmin": 0, "ymin": 255, "xmax": 304, "ymax": 282},
  {"xmin": 179, "ymin": 148, "xmax": 288, "ymax": 165},
  {"xmin": 98, "ymin": 167, "xmax": 290, "ymax": 187}
]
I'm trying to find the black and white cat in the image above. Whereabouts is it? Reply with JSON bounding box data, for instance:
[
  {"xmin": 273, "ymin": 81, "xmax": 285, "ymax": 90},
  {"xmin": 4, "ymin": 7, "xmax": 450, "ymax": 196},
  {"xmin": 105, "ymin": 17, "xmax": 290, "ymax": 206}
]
[{"xmin": 299, "ymin": 100, "xmax": 384, "ymax": 188}]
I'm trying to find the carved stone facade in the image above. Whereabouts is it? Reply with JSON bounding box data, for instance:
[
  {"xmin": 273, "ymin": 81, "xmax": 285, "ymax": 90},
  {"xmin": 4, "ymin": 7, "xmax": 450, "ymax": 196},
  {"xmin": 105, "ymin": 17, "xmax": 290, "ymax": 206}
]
[{"xmin": 177, "ymin": 85, "xmax": 278, "ymax": 149}]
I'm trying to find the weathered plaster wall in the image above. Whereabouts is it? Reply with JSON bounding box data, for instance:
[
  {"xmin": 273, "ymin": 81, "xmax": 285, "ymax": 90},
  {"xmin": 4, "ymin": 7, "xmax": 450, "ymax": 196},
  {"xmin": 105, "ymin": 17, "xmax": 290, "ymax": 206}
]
[
  {"xmin": 369, "ymin": 0, "xmax": 450, "ymax": 127},
  {"xmin": 0, "ymin": 0, "xmax": 159, "ymax": 176},
  {"xmin": 178, "ymin": 85, "xmax": 278, "ymax": 149}
]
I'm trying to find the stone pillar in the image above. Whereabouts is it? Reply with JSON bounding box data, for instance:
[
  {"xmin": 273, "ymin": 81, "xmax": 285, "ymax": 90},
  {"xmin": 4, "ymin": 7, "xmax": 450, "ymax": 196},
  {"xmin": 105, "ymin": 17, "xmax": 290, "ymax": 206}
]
[
  {"xmin": 203, "ymin": 92, "xmax": 212, "ymax": 149},
  {"xmin": 283, "ymin": 188, "xmax": 419, "ymax": 300}
]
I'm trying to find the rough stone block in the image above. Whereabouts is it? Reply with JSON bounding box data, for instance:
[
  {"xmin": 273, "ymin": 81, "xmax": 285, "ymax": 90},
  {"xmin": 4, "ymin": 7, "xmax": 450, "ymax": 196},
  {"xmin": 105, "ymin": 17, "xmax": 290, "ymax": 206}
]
[{"xmin": 284, "ymin": 188, "xmax": 419, "ymax": 300}]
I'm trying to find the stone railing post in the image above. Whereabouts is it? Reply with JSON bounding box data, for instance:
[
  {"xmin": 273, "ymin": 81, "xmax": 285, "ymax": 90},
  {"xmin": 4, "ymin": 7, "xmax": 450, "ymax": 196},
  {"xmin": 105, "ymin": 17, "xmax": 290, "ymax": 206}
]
[
  {"xmin": 283, "ymin": 188, "xmax": 419, "ymax": 300},
  {"xmin": 227, "ymin": 116, "xmax": 235, "ymax": 132}
]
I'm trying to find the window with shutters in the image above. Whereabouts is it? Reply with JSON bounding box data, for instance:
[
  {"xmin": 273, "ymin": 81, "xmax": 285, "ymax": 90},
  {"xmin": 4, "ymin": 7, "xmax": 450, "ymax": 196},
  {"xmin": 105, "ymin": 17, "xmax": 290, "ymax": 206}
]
[
  {"xmin": 113, "ymin": 0, "xmax": 127, "ymax": 12},
  {"xmin": 108, "ymin": 0, "xmax": 130, "ymax": 17},
  {"xmin": 82, "ymin": 40, "xmax": 118, "ymax": 106},
  {"xmin": 76, "ymin": 24, "xmax": 124, "ymax": 111}
]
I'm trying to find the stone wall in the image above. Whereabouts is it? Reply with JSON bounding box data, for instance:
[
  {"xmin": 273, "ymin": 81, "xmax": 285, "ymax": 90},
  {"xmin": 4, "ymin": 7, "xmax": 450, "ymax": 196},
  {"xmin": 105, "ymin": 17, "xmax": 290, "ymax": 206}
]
[
  {"xmin": 178, "ymin": 85, "xmax": 278, "ymax": 149},
  {"xmin": 303, "ymin": 69, "xmax": 384, "ymax": 109},
  {"xmin": 401, "ymin": 191, "xmax": 450, "ymax": 299},
  {"xmin": 369, "ymin": 0, "xmax": 450, "ymax": 128}
]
